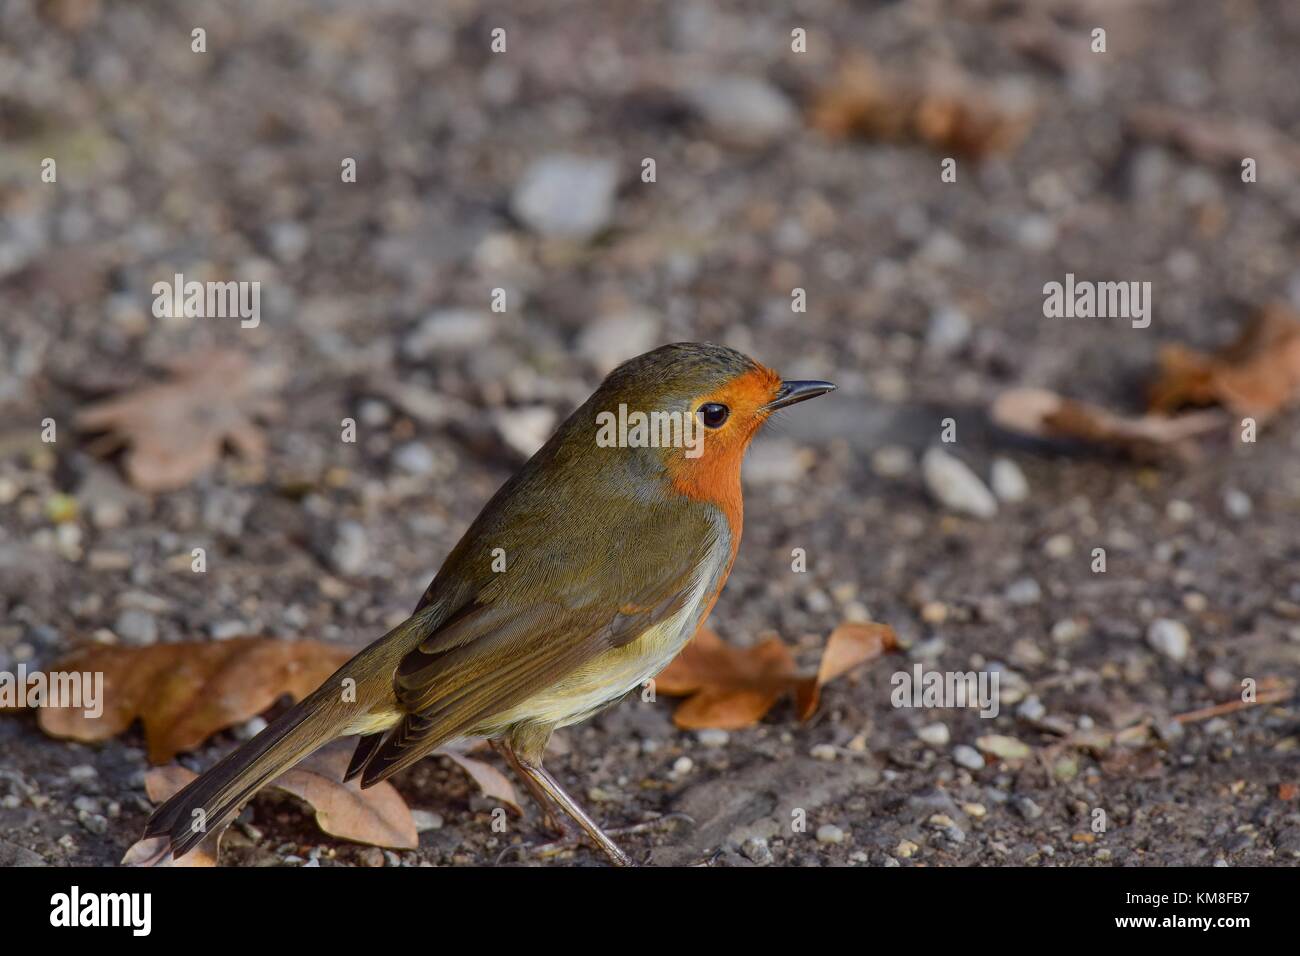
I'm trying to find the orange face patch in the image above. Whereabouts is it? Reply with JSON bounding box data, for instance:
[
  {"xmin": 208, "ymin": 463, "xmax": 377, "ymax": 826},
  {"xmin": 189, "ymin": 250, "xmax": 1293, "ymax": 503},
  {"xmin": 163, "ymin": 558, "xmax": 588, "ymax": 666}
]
[{"xmin": 665, "ymin": 364, "xmax": 784, "ymax": 532}]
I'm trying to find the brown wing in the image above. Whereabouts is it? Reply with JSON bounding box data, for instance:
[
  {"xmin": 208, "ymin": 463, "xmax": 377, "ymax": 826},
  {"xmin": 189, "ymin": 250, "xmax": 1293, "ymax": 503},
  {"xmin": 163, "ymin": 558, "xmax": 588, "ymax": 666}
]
[{"xmin": 355, "ymin": 565, "xmax": 701, "ymax": 787}]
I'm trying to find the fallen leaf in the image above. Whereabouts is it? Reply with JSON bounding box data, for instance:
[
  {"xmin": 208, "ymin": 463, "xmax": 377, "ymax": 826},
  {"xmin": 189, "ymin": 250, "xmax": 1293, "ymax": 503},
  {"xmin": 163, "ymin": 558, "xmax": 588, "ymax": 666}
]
[
  {"xmin": 1128, "ymin": 105, "xmax": 1300, "ymax": 186},
  {"xmin": 794, "ymin": 622, "xmax": 898, "ymax": 720},
  {"xmin": 991, "ymin": 387, "xmax": 1226, "ymax": 458},
  {"xmin": 438, "ymin": 747, "xmax": 522, "ymax": 815},
  {"xmin": 656, "ymin": 627, "xmax": 797, "ymax": 730},
  {"xmin": 1150, "ymin": 305, "xmax": 1300, "ymax": 420},
  {"xmin": 76, "ymin": 349, "xmax": 282, "ymax": 492},
  {"xmin": 121, "ymin": 765, "xmax": 221, "ymax": 866},
  {"xmin": 35, "ymin": 637, "xmax": 354, "ymax": 763},
  {"xmin": 271, "ymin": 742, "xmax": 418, "ymax": 851},
  {"xmin": 122, "ymin": 743, "xmax": 417, "ymax": 865},
  {"xmin": 810, "ymin": 57, "xmax": 1035, "ymax": 159},
  {"xmin": 657, "ymin": 621, "xmax": 898, "ymax": 730}
]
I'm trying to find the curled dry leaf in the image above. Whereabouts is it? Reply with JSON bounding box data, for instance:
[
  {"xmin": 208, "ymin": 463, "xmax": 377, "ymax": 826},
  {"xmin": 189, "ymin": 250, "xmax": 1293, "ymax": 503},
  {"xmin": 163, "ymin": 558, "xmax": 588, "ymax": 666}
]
[
  {"xmin": 656, "ymin": 621, "xmax": 898, "ymax": 730},
  {"xmin": 437, "ymin": 746, "xmax": 522, "ymax": 815},
  {"xmin": 655, "ymin": 627, "xmax": 796, "ymax": 730},
  {"xmin": 76, "ymin": 349, "xmax": 283, "ymax": 492},
  {"xmin": 271, "ymin": 742, "xmax": 418, "ymax": 851},
  {"xmin": 36, "ymin": 637, "xmax": 354, "ymax": 763},
  {"xmin": 794, "ymin": 622, "xmax": 898, "ymax": 720},
  {"xmin": 121, "ymin": 765, "xmax": 221, "ymax": 866},
  {"xmin": 123, "ymin": 742, "xmax": 417, "ymax": 866},
  {"xmin": 810, "ymin": 57, "xmax": 1035, "ymax": 159},
  {"xmin": 991, "ymin": 387, "xmax": 1227, "ymax": 458},
  {"xmin": 1149, "ymin": 305, "xmax": 1300, "ymax": 420}
]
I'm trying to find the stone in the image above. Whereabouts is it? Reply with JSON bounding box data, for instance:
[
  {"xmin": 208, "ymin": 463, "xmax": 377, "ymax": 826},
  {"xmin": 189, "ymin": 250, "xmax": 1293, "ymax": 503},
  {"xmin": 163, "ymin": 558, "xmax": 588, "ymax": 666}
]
[{"xmin": 511, "ymin": 154, "xmax": 618, "ymax": 241}]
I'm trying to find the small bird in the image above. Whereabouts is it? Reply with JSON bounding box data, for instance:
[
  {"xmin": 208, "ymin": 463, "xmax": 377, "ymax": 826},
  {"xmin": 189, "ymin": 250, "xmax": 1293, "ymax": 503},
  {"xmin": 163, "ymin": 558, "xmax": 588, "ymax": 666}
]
[{"xmin": 142, "ymin": 342, "xmax": 834, "ymax": 866}]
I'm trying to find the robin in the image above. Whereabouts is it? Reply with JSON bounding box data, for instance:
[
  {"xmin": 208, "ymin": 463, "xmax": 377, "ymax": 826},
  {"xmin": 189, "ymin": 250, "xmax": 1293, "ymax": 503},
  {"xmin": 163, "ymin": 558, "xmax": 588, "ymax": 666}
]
[{"xmin": 141, "ymin": 342, "xmax": 835, "ymax": 866}]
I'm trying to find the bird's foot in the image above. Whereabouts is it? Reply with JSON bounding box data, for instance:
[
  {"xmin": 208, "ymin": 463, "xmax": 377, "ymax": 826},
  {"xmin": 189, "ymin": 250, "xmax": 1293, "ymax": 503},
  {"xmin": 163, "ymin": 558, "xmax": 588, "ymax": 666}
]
[{"xmin": 495, "ymin": 812, "xmax": 691, "ymax": 866}]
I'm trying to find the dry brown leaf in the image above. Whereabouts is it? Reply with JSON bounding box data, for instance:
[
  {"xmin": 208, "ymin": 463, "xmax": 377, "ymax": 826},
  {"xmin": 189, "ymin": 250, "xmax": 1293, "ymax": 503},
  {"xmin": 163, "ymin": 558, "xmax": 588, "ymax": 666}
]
[
  {"xmin": 121, "ymin": 765, "xmax": 220, "ymax": 866},
  {"xmin": 438, "ymin": 747, "xmax": 522, "ymax": 814},
  {"xmin": 794, "ymin": 622, "xmax": 898, "ymax": 720},
  {"xmin": 36, "ymin": 637, "xmax": 354, "ymax": 763},
  {"xmin": 991, "ymin": 387, "xmax": 1227, "ymax": 458},
  {"xmin": 655, "ymin": 627, "xmax": 796, "ymax": 730},
  {"xmin": 272, "ymin": 742, "xmax": 418, "ymax": 851},
  {"xmin": 657, "ymin": 621, "xmax": 897, "ymax": 730},
  {"xmin": 123, "ymin": 743, "xmax": 417, "ymax": 865},
  {"xmin": 1150, "ymin": 305, "xmax": 1300, "ymax": 420},
  {"xmin": 1128, "ymin": 105, "xmax": 1300, "ymax": 185},
  {"xmin": 76, "ymin": 349, "xmax": 282, "ymax": 492},
  {"xmin": 810, "ymin": 57, "xmax": 1035, "ymax": 159}
]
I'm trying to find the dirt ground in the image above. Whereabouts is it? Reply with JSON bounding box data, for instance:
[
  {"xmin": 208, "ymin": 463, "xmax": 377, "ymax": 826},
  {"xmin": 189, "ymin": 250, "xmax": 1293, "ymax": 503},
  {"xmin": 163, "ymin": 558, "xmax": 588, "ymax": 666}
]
[{"xmin": 2, "ymin": 0, "xmax": 1299, "ymax": 867}]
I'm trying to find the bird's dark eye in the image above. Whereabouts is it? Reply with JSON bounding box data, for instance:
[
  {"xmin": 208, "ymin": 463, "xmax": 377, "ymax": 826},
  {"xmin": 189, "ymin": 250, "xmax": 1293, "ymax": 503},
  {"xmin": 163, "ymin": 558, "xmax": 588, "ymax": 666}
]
[{"xmin": 699, "ymin": 403, "xmax": 730, "ymax": 428}]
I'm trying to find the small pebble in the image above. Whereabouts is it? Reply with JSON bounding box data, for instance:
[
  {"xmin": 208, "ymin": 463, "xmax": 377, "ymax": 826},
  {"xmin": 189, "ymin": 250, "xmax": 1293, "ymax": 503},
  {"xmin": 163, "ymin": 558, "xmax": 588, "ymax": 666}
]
[
  {"xmin": 511, "ymin": 154, "xmax": 618, "ymax": 242},
  {"xmin": 810, "ymin": 743, "xmax": 838, "ymax": 761},
  {"xmin": 1005, "ymin": 578, "xmax": 1042, "ymax": 605},
  {"xmin": 975, "ymin": 735, "xmax": 1032, "ymax": 760},
  {"xmin": 922, "ymin": 447, "xmax": 998, "ymax": 519},
  {"xmin": 67, "ymin": 765, "xmax": 98, "ymax": 783},
  {"xmin": 990, "ymin": 457, "xmax": 1029, "ymax": 503},
  {"xmin": 402, "ymin": 309, "xmax": 494, "ymax": 358},
  {"xmin": 1043, "ymin": 534, "xmax": 1074, "ymax": 559},
  {"xmin": 113, "ymin": 609, "xmax": 157, "ymax": 645},
  {"xmin": 1147, "ymin": 618, "xmax": 1191, "ymax": 662},
  {"xmin": 1223, "ymin": 488, "xmax": 1252, "ymax": 520},
  {"xmin": 1013, "ymin": 797, "xmax": 1043, "ymax": 820},
  {"xmin": 871, "ymin": 445, "xmax": 913, "ymax": 478},
  {"xmin": 393, "ymin": 442, "xmax": 437, "ymax": 476},
  {"xmin": 329, "ymin": 521, "xmax": 370, "ymax": 577},
  {"xmin": 953, "ymin": 745, "xmax": 986, "ymax": 770},
  {"xmin": 209, "ymin": 620, "xmax": 250, "ymax": 640},
  {"xmin": 741, "ymin": 837, "xmax": 773, "ymax": 865},
  {"xmin": 917, "ymin": 722, "xmax": 951, "ymax": 747},
  {"xmin": 1016, "ymin": 696, "xmax": 1046, "ymax": 721},
  {"xmin": 696, "ymin": 729, "xmax": 730, "ymax": 749},
  {"xmin": 1051, "ymin": 618, "xmax": 1087, "ymax": 644},
  {"xmin": 684, "ymin": 75, "xmax": 797, "ymax": 148},
  {"xmin": 920, "ymin": 601, "xmax": 948, "ymax": 624},
  {"xmin": 816, "ymin": 824, "xmax": 846, "ymax": 845},
  {"xmin": 925, "ymin": 306, "xmax": 971, "ymax": 355}
]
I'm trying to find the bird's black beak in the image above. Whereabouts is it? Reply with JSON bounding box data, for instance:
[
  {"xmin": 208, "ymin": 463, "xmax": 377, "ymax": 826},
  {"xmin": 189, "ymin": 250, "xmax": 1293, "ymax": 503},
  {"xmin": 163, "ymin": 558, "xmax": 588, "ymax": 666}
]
[{"xmin": 763, "ymin": 379, "xmax": 837, "ymax": 411}]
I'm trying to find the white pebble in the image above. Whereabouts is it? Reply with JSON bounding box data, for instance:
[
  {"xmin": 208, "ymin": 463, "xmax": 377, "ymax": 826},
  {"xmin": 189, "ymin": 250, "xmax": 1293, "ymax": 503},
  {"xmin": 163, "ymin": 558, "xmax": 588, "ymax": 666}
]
[
  {"xmin": 990, "ymin": 457, "xmax": 1029, "ymax": 503},
  {"xmin": 922, "ymin": 446, "xmax": 998, "ymax": 519},
  {"xmin": 1147, "ymin": 618, "xmax": 1191, "ymax": 662},
  {"xmin": 816, "ymin": 824, "xmax": 847, "ymax": 845},
  {"xmin": 917, "ymin": 722, "xmax": 950, "ymax": 747}
]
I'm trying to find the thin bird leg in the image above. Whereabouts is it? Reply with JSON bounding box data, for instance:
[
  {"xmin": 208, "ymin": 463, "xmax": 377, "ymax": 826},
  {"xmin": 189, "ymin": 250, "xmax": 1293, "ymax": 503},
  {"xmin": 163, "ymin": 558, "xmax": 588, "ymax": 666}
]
[
  {"xmin": 489, "ymin": 738, "xmax": 577, "ymax": 839},
  {"xmin": 516, "ymin": 759, "xmax": 633, "ymax": 867},
  {"xmin": 495, "ymin": 734, "xmax": 633, "ymax": 867}
]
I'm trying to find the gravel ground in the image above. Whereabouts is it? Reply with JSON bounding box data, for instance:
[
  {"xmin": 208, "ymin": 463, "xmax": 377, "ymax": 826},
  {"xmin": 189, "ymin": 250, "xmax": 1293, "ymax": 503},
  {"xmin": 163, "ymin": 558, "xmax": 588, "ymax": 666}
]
[{"xmin": 2, "ymin": 0, "xmax": 1299, "ymax": 867}]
